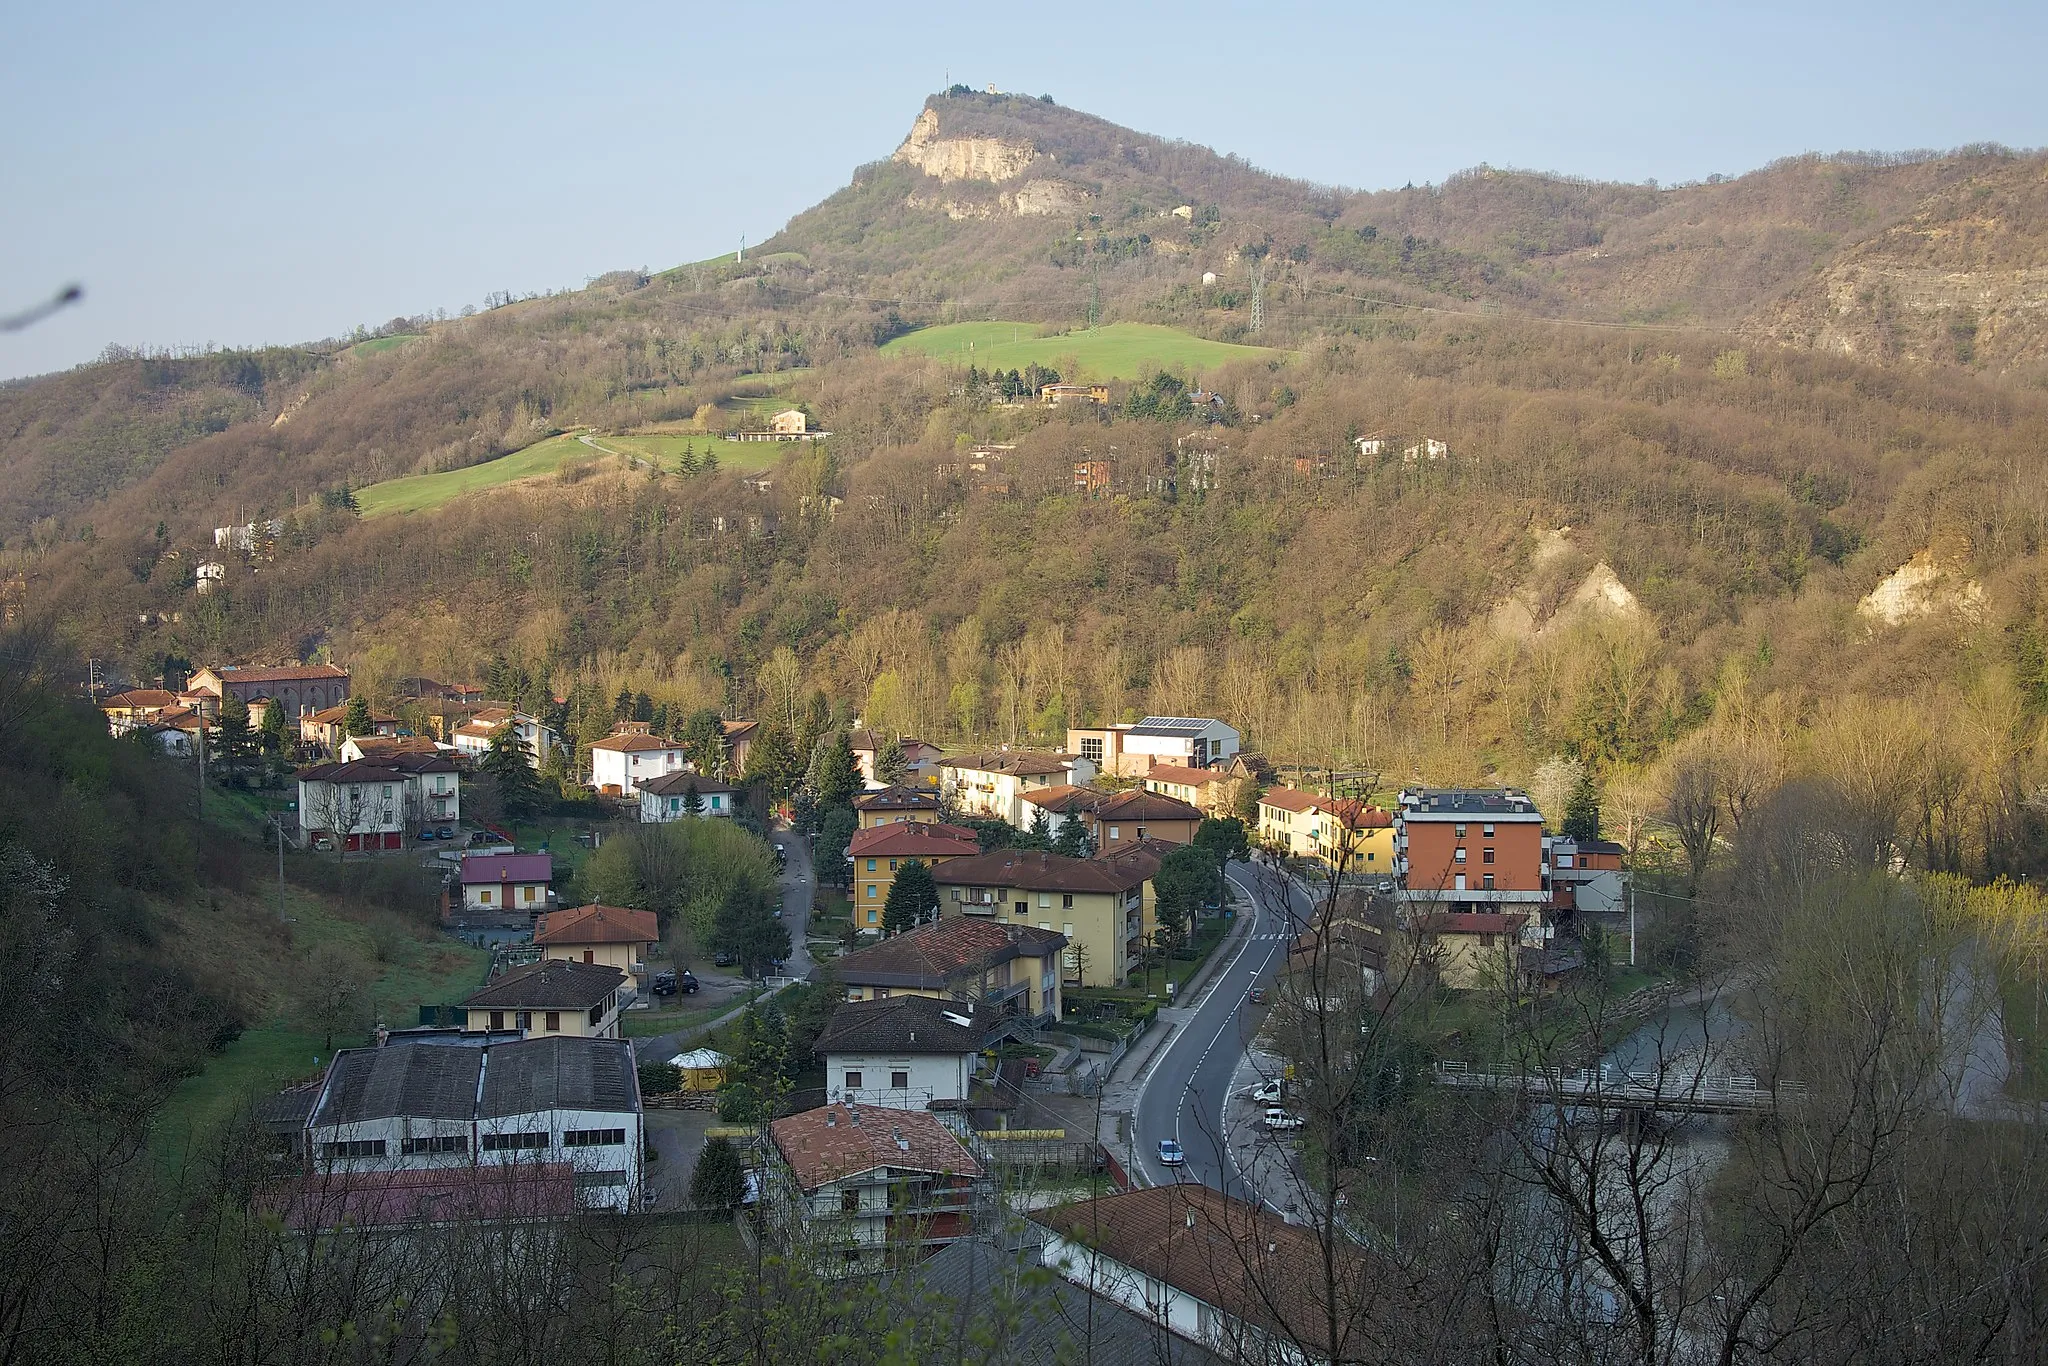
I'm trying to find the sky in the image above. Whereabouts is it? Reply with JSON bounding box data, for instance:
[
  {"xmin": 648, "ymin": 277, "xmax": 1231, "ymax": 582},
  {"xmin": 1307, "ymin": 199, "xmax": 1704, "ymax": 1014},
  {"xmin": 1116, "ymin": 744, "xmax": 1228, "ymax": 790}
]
[{"xmin": 4, "ymin": 0, "xmax": 2044, "ymax": 380}]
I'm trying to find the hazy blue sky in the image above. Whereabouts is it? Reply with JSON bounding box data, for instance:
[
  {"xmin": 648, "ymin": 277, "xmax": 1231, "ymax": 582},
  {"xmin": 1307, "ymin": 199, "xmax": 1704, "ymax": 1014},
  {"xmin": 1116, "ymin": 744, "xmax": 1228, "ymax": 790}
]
[{"xmin": 4, "ymin": 0, "xmax": 2043, "ymax": 380}]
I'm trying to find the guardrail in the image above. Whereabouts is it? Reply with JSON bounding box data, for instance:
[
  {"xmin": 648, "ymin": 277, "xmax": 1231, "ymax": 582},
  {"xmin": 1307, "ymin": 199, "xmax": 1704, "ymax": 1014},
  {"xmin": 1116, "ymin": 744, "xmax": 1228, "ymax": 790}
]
[{"xmin": 1432, "ymin": 1060, "xmax": 1806, "ymax": 1113}]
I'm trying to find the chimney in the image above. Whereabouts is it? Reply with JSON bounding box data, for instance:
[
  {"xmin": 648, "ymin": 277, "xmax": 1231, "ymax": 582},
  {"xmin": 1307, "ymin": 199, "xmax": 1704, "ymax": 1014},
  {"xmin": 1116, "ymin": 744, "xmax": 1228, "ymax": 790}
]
[{"xmin": 826, "ymin": 1111, "xmax": 838, "ymax": 1127}]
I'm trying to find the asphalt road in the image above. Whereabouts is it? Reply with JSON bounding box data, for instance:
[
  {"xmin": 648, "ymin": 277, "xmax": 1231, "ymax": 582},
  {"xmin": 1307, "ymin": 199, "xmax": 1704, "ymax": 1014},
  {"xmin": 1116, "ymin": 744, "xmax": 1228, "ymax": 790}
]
[
  {"xmin": 771, "ymin": 821, "xmax": 816, "ymax": 980},
  {"xmin": 1133, "ymin": 859, "xmax": 1318, "ymax": 1194}
]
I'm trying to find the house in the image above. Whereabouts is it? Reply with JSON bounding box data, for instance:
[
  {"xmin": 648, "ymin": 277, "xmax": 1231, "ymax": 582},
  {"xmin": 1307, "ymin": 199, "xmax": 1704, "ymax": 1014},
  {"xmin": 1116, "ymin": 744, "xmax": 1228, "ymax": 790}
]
[
  {"xmin": 1175, "ymin": 431, "xmax": 1225, "ymax": 491},
  {"xmin": 1257, "ymin": 787, "xmax": 1396, "ymax": 873},
  {"xmin": 1354, "ymin": 435, "xmax": 1387, "ymax": 458},
  {"xmin": 459, "ymin": 852, "xmax": 555, "ymax": 915},
  {"xmin": 1413, "ymin": 911, "xmax": 1541, "ymax": 990},
  {"xmin": 292, "ymin": 1035, "xmax": 642, "ymax": 1217},
  {"xmin": 460, "ymin": 959, "xmax": 629, "ymax": 1039},
  {"xmin": 852, "ymin": 784, "xmax": 943, "ymax": 828},
  {"xmin": 101, "ymin": 687, "xmax": 176, "ymax": 735},
  {"xmin": 1020, "ymin": 785, "xmax": 1205, "ymax": 849},
  {"xmin": 849, "ymin": 822, "xmax": 982, "ymax": 930},
  {"xmin": 637, "ymin": 771, "xmax": 742, "ymax": 822},
  {"xmin": 1402, "ymin": 437, "xmax": 1450, "ymax": 462},
  {"xmin": 450, "ymin": 707, "xmax": 558, "ymax": 769},
  {"xmin": 297, "ymin": 759, "xmax": 448, "ymax": 851},
  {"xmin": 139, "ymin": 716, "xmax": 199, "ymax": 756},
  {"xmin": 764, "ymin": 1101, "xmax": 985, "ymax": 1275},
  {"xmin": 1394, "ymin": 788, "xmax": 1548, "ymax": 914},
  {"xmin": 1545, "ymin": 836, "xmax": 1630, "ymax": 916},
  {"xmin": 903, "ymin": 1233, "xmax": 1228, "ymax": 1366},
  {"xmin": 834, "ymin": 916, "xmax": 1064, "ymax": 1022},
  {"xmin": 938, "ymin": 750, "xmax": 1098, "ymax": 828},
  {"xmin": 729, "ymin": 409, "xmax": 831, "ymax": 442},
  {"xmin": 720, "ymin": 719, "xmax": 759, "ymax": 775},
  {"xmin": 300, "ymin": 703, "xmax": 400, "ymax": 754},
  {"xmin": 1066, "ymin": 716, "xmax": 1239, "ymax": 778},
  {"xmin": 1289, "ymin": 890, "xmax": 1388, "ymax": 996},
  {"xmin": 189, "ymin": 663, "xmax": 350, "ymax": 718},
  {"xmin": 194, "ymin": 560, "xmax": 226, "ymax": 593},
  {"xmin": 847, "ymin": 730, "xmax": 945, "ymax": 786},
  {"xmin": 815, "ymin": 994, "xmax": 996, "ymax": 1111},
  {"xmin": 1035, "ymin": 1184, "xmax": 1363, "ymax": 1365},
  {"xmin": 588, "ymin": 725, "xmax": 687, "ymax": 796},
  {"xmin": 339, "ymin": 733, "xmax": 443, "ymax": 763},
  {"xmin": 1041, "ymin": 383, "xmax": 1109, "ymax": 406},
  {"xmin": 533, "ymin": 903, "xmax": 658, "ymax": 993},
  {"xmin": 1142, "ymin": 763, "xmax": 1245, "ymax": 818},
  {"xmin": 1073, "ymin": 460, "xmax": 1112, "ymax": 496},
  {"xmin": 932, "ymin": 845, "xmax": 1163, "ymax": 988}
]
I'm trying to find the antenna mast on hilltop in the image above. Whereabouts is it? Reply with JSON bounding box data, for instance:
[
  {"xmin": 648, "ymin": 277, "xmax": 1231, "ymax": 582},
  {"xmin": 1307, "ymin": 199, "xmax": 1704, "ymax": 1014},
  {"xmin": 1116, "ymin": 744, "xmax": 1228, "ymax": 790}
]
[{"xmin": 737, "ymin": 235, "xmax": 745, "ymax": 264}]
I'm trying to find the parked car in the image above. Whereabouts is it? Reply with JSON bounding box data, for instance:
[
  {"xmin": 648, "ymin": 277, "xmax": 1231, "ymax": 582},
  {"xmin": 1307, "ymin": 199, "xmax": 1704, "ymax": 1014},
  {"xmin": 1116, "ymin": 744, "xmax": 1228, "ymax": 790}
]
[
  {"xmin": 1264, "ymin": 1107, "xmax": 1305, "ymax": 1131},
  {"xmin": 1157, "ymin": 1138, "xmax": 1186, "ymax": 1166},
  {"xmin": 435, "ymin": 825, "xmax": 455, "ymax": 840},
  {"xmin": 416, "ymin": 828, "xmax": 439, "ymax": 841},
  {"xmin": 651, "ymin": 970, "xmax": 677, "ymax": 997},
  {"xmin": 677, "ymin": 971, "xmax": 699, "ymax": 994},
  {"xmin": 1250, "ymin": 1079, "xmax": 1283, "ymax": 1104},
  {"xmin": 468, "ymin": 830, "xmax": 493, "ymax": 846},
  {"xmin": 713, "ymin": 951, "xmax": 736, "ymax": 967}
]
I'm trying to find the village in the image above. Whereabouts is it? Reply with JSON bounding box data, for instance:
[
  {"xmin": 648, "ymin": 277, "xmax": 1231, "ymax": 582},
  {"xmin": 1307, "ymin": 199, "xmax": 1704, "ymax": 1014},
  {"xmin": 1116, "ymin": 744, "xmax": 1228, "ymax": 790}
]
[{"xmin": 96, "ymin": 656, "xmax": 1635, "ymax": 1360}]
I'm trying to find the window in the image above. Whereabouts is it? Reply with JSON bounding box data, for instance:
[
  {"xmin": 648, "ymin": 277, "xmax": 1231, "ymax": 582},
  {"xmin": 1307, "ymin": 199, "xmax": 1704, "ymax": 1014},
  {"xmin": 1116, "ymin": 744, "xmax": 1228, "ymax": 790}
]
[
  {"xmin": 891, "ymin": 1070, "xmax": 910, "ymax": 1089},
  {"xmin": 382, "ymin": 785, "xmax": 393, "ymax": 799},
  {"xmin": 524, "ymin": 885, "xmax": 537, "ymax": 903},
  {"xmin": 582, "ymin": 949, "xmax": 594, "ymax": 964},
  {"xmin": 1482, "ymin": 848, "xmax": 1495, "ymax": 865},
  {"xmin": 1108, "ymin": 826, "xmax": 1120, "ymax": 842},
  {"xmin": 842, "ymin": 1188, "xmax": 862, "ymax": 1214},
  {"xmin": 1038, "ymin": 892, "xmax": 1050, "ymax": 908},
  {"xmin": 588, "ymin": 1003, "xmax": 604, "ymax": 1027},
  {"xmin": 866, "ymin": 908, "xmax": 877, "ymax": 924},
  {"xmin": 866, "ymin": 884, "xmax": 878, "ymax": 900},
  {"xmin": 1454, "ymin": 847, "xmax": 1467, "ymax": 863},
  {"xmin": 574, "ymin": 1169, "xmax": 627, "ymax": 1191},
  {"xmin": 1136, "ymin": 826, "xmax": 1148, "ymax": 839},
  {"xmin": 1079, "ymin": 737, "xmax": 1103, "ymax": 764},
  {"xmin": 1482, "ymin": 874, "xmax": 1495, "ymax": 890},
  {"xmin": 1454, "ymin": 874, "xmax": 1466, "ymax": 891},
  {"xmin": 563, "ymin": 1128, "xmax": 626, "ymax": 1147},
  {"xmin": 845, "ymin": 1070, "xmax": 863, "ymax": 1090},
  {"xmin": 401, "ymin": 1134, "xmax": 466, "ymax": 1155},
  {"xmin": 1483, "ymin": 823, "xmax": 1495, "ymax": 837},
  {"xmin": 545, "ymin": 1011, "xmax": 560, "ymax": 1032},
  {"xmin": 1455, "ymin": 823, "xmax": 1467, "ymax": 838},
  {"xmin": 1016, "ymin": 901, "xmax": 1028, "ymax": 918},
  {"xmin": 489, "ymin": 1010, "xmax": 505, "ymax": 1031},
  {"xmin": 321, "ymin": 1139, "xmax": 387, "ymax": 1159},
  {"xmin": 481, "ymin": 1131, "xmax": 549, "ymax": 1152},
  {"xmin": 866, "ymin": 858, "xmax": 877, "ymax": 872},
  {"xmin": 515, "ymin": 1010, "xmax": 532, "ymax": 1031},
  {"xmin": 478, "ymin": 889, "xmax": 492, "ymax": 904},
  {"xmin": 1062, "ymin": 893, "xmax": 1074, "ymax": 909}
]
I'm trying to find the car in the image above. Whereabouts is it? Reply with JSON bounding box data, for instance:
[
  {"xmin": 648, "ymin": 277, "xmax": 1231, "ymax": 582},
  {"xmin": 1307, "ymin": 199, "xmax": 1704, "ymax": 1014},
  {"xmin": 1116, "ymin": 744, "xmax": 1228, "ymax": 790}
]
[
  {"xmin": 1250, "ymin": 1079, "xmax": 1283, "ymax": 1104},
  {"xmin": 416, "ymin": 828, "xmax": 437, "ymax": 841},
  {"xmin": 1264, "ymin": 1107, "xmax": 1305, "ymax": 1131},
  {"xmin": 435, "ymin": 826, "xmax": 455, "ymax": 840},
  {"xmin": 677, "ymin": 971, "xmax": 699, "ymax": 994},
  {"xmin": 713, "ymin": 951, "xmax": 736, "ymax": 967},
  {"xmin": 468, "ymin": 830, "xmax": 493, "ymax": 846},
  {"xmin": 651, "ymin": 971, "xmax": 678, "ymax": 997},
  {"xmin": 1157, "ymin": 1138, "xmax": 1186, "ymax": 1166},
  {"xmin": 1248, "ymin": 986, "xmax": 1266, "ymax": 1005}
]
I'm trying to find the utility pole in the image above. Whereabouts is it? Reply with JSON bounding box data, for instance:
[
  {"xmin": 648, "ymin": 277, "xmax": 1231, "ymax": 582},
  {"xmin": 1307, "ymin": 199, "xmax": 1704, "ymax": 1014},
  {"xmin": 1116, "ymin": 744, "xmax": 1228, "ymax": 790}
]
[
  {"xmin": 196, "ymin": 714, "xmax": 206, "ymax": 819},
  {"xmin": 1250, "ymin": 257, "xmax": 1267, "ymax": 335},
  {"xmin": 270, "ymin": 813, "xmax": 288, "ymax": 920}
]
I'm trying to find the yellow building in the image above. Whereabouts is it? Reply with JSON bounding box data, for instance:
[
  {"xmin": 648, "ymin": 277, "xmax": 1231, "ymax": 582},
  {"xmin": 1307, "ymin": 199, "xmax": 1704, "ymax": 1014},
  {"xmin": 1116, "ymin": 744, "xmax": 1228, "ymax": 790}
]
[
  {"xmin": 533, "ymin": 903, "xmax": 659, "ymax": 993},
  {"xmin": 851, "ymin": 784, "xmax": 945, "ymax": 830},
  {"xmin": 932, "ymin": 846, "xmax": 1162, "ymax": 988},
  {"xmin": 1257, "ymin": 787, "xmax": 1397, "ymax": 874},
  {"xmin": 460, "ymin": 959, "xmax": 628, "ymax": 1040},
  {"xmin": 832, "ymin": 917, "xmax": 1066, "ymax": 1022},
  {"xmin": 849, "ymin": 823, "xmax": 984, "ymax": 930}
]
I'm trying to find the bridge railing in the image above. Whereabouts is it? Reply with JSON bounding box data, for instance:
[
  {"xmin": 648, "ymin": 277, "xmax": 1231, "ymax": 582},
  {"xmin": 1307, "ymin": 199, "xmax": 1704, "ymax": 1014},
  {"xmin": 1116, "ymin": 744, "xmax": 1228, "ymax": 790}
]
[{"xmin": 1432, "ymin": 1060, "xmax": 1806, "ymax": 1107}]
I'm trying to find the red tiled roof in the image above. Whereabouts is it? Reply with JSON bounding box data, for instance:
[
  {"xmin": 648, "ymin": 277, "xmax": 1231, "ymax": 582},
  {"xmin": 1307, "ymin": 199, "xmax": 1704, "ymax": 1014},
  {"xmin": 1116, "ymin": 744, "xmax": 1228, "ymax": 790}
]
[
  {"xmin": 770, "ymin": 1102, "xmax": 982, "ymax": 1191},
  {"xmin": 588, "ymin": 732, "xmax": 681, "ymax": 753},
  {"xmin": 847, "ymin": 823, "xmax": 980, "ymax": 859},
  {"xmin": 103, "ymin": 688, "xmax": 175, "ymax": 709},
  {"xmin": 263, "ymin": 1164, "xmax": 575, "ymax": 1231},
  {"xmin": 1257, "ymin": 786, "xmax": 1322, "ymax": 814},
  {"xmin": 932, "ymin": 846, "xmax": 1159, "ymax": 894},
  {"xmin": 833, "ymin": 917, "xmax": 1065, "ymax": 988},
  {"xmin": 533, "ymin": 904, "xmax": 658, "ymax": 946},
  {"xmin": 1145, "ymin": 764, "xmax": 1230, "ymax": 788}
]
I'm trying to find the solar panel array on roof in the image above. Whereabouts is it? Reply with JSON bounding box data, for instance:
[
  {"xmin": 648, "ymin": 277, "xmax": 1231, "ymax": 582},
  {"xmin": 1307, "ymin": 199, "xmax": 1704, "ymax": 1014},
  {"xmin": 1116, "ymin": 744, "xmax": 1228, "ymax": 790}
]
[{"xmin": 1131, "ymin": 715, "xmax": 1213, "ymax": 735}]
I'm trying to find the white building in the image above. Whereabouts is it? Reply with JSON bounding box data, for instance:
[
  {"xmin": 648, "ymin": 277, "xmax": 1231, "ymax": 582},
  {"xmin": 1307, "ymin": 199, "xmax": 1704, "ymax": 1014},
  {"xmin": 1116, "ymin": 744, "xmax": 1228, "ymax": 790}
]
[
  {"xmin": 637, "ymin": 771, "xmax": 741, "ymax": 822},
  {"xmin": 765, "ymin": 1102, "xmax": 985, "ymax": 1276},
  {"xmin": 815, "ymin": 995, "xmax": 994, "ymax": 1111},
  {"xmin": 938, "ymin": 750, "xmax": 1097, "ymax": 828},
  {"xmin": 296, "ymin": 754, "xmax": 459, "ymax": 851},
  {"xmin": 1066, "ymin": 717, "xmax": 1239, "ymax": 778},
  {"xmin": 587, "ymin": 727, "xmax": 687, "ymax": 796},
  {"xmin": 458, "ymin": 852, "xmax": 555, "ymax": 915},
  {"xmin": 451, "ymin": 708, "xmax": 558, "ymax": 769},
  {"xmin": 297, "ymin": 1035, "xmax": 643, "ymax": 1216}
]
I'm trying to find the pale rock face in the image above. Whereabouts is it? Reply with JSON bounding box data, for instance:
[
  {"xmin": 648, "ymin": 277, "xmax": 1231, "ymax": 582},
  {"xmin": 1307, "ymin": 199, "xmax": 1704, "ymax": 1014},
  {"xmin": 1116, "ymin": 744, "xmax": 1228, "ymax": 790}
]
[
  {"xmin": 1565, "ymin": 562, "xmax": 1641, "ymax": 621},
  {"xmin": 1488, "ymin": 528, "xmax": 1643, "ymax": 638},
  {"xmin": 1003, "ymin": 178, "xmax": 1093, "ymax": 216},
  {"xmin": 1857, "ymin": 550, "xmax": 1986, "ymax": 626},
  {"xmin": 892, "ymin": 108, "xmax": 1038, "ymax": 184}
]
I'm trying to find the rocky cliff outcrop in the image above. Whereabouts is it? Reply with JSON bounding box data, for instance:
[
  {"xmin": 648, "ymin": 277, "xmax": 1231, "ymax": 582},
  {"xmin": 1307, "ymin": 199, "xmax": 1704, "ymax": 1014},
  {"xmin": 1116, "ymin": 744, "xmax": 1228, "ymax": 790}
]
[
  {"xmin": 892, "ymin": 108, "xmax": 1039, "ymax": 184},
  {"xmin": 1857, "ymin": 550, "xmax": 1985, "ymax": 626}
]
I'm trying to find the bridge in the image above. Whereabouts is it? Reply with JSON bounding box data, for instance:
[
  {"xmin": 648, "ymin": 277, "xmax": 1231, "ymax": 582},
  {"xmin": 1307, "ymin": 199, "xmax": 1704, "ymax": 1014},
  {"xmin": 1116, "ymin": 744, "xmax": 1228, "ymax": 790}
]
[{"xmin": 1433, "ymin": 1060, "xmax": 1805, "ymax": 1115}]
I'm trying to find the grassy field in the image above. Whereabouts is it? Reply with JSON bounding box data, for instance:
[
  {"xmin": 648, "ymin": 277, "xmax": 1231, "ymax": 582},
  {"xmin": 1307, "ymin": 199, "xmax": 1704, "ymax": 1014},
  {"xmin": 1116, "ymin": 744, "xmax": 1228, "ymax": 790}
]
[
  {"xmin": 881, "ymin": 321, "xmax": 1270, "ymax": 379},
  {"xmin": 347, "ymin": 334, "xmax": 422, "ymax": 359},
  {"xmin": 356, "ymin": 430, "xmax": 798, "ymax": 518}
]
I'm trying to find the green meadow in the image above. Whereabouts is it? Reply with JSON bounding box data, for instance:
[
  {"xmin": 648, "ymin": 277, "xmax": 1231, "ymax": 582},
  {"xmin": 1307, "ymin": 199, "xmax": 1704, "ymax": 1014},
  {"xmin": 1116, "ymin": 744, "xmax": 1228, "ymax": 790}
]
[{"xmin": 880, "ymin": 321, "xmax": 1270, "ymax": 379}]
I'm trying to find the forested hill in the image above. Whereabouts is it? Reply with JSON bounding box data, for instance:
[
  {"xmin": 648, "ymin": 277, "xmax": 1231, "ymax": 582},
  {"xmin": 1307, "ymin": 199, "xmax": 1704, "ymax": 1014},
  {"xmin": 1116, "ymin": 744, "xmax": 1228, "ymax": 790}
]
[{"xmin": 4, "ymin": 94, "xmax": 2048, "ymax": 860}]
